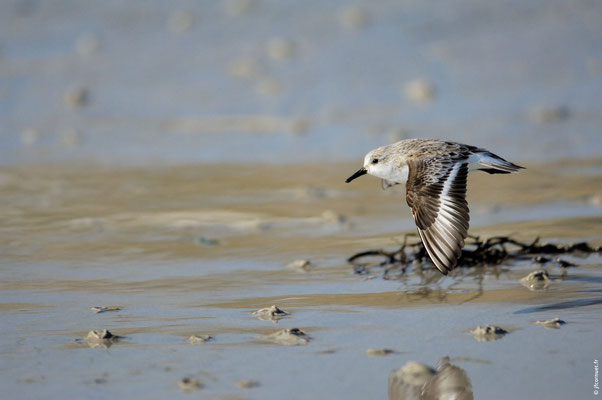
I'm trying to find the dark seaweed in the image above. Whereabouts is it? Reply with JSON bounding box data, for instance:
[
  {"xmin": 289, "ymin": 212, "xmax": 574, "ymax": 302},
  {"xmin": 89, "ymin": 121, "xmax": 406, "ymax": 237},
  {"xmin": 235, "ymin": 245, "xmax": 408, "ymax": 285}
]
[{"xmin": 348, "ymin": 234, "xmax": 600, "ymax": 278}]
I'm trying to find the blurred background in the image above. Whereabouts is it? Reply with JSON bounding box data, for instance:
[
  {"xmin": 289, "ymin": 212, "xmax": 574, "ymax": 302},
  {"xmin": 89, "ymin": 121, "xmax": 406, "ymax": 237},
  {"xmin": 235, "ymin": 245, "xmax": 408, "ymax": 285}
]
[{"xmin": 2, "ymin": 0, "xmax": 601, "ymax": 166}]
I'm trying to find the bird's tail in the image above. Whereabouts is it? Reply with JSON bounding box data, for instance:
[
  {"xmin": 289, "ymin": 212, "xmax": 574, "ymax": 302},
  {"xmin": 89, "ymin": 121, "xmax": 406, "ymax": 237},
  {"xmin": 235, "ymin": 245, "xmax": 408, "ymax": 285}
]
[{"xmin": 474, "ymin": 152, "xmax": 525, "ymax": 174}]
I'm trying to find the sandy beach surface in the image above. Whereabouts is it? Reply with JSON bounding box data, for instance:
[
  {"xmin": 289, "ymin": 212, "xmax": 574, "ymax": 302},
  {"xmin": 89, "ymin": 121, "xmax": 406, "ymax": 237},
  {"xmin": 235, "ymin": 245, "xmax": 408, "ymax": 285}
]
[{"xmin": 1, "ymin": 161, "xmax": 601, "ymax": 399}]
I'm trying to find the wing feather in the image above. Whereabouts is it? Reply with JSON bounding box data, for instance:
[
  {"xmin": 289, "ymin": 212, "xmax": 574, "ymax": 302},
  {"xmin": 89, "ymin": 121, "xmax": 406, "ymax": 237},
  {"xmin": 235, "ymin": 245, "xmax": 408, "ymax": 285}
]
[{"xmin": 406, "ymin": 160, "xmax": 470, "ymax": 274}]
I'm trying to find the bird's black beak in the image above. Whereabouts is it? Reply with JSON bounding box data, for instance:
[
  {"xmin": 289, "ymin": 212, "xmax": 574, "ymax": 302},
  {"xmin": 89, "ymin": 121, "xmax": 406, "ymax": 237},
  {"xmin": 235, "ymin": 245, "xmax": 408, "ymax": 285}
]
[{"xmin": 345, "ymin": 167, "xmax": 367, "ymax": 183}]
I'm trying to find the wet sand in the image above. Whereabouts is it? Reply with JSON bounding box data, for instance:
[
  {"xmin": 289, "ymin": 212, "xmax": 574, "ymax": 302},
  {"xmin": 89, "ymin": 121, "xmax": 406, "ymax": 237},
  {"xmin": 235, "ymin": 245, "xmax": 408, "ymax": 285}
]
[{"xmin": 1, "ymin": 161, "xmax": 601, "ymax": 399}]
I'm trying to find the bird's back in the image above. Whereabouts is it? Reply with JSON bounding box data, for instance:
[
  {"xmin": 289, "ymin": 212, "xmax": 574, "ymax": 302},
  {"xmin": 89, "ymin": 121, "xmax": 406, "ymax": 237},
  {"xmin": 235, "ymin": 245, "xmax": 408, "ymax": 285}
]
[{"xmin": 391, "ymin": 139, "xmax": 482, "ymax": 161}]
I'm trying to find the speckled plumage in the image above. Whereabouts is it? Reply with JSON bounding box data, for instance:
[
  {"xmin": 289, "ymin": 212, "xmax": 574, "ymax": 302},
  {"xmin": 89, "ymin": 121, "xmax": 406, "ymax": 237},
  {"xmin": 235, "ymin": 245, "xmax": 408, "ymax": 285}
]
[{"xmin": 346, "ymin": 139, "xmax": 524, "ymax": 274}]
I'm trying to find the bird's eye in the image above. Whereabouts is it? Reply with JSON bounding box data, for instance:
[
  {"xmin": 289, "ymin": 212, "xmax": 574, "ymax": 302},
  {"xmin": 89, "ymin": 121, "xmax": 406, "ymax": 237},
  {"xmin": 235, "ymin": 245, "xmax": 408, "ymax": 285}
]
[{"xmin": 371, "ymin": 158, "xmax": 379, "ymax": 164}]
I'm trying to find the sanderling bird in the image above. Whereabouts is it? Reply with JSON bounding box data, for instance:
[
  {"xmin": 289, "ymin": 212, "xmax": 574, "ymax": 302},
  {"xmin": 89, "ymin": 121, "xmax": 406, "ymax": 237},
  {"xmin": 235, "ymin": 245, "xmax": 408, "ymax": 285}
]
[{"xmin": 346, "ymin": 139, "xmax": 524, "ymax": 274}]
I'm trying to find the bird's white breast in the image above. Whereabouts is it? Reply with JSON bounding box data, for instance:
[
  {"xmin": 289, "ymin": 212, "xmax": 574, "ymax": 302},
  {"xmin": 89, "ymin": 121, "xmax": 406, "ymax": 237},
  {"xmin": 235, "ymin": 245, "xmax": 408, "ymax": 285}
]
[
  {"xmin": 368, "ymin": 163, "xmax": 409, "ymax": 184},
  {"xmin": 388, "ymin": 163, "xmax": 409, "ymax": 183}
]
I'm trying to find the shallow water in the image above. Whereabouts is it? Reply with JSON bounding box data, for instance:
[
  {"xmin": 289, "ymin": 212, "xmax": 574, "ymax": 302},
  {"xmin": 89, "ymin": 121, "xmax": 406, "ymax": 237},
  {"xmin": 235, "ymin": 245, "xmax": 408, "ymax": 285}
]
[{"xmin": 0, "ymin": 161, "xmax": 601, "ymax": 399}]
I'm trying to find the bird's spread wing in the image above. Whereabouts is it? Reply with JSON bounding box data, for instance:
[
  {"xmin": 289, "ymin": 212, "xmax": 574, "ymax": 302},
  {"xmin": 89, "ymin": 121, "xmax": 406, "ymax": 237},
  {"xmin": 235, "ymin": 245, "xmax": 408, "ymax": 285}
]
[{"xmin": 406, "ymin": 158, "xmax": 470, "ymax": 274}]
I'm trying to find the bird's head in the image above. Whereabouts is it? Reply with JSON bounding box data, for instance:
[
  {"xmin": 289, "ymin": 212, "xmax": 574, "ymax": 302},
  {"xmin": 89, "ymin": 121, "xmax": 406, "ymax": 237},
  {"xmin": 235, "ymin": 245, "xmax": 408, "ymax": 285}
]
[{"xmin": 346, "ymin": 146, "xmax": 399, "ymax": 183}]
